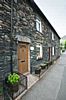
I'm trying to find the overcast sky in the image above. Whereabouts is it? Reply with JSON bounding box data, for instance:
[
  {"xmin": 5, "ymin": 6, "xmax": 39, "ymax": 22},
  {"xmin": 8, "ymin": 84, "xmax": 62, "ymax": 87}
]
[{"xmin": 34, "ymin": 0, "xmax": 66, "ymax": 38}]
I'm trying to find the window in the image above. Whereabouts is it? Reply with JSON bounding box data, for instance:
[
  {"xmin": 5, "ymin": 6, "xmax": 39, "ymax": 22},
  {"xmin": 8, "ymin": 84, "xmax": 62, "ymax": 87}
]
[
  {"xmin": 52, "ymin": 32, "xmax": 54, "ymax": 40},
  {"xmin": 36, "ymin": 18, "xmax": 42, "ymax": 32},
  {"xmin": 52, "ymin": 47, "xmax": 55, "ymax": 55},
  {"xmin": 36, "ymin": 44, "xmax": 43, "ymax": 60}
]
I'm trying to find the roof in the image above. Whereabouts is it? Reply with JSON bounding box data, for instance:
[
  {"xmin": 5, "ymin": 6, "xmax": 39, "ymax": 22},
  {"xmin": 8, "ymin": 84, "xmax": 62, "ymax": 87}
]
[{"xmin": 28, "ymin": 0, "xmax": 61, "ymax": 39}]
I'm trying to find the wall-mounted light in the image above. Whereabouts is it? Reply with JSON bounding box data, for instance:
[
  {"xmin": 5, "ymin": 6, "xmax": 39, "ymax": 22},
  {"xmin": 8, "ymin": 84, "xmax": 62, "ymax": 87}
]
[{"xmin": 30, "ymin": 47, "xmax": 34, "ymax": 51}]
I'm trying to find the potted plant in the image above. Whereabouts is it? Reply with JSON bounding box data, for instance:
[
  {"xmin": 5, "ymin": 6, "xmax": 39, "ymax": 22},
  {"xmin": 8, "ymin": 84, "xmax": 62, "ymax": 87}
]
[
  {"xmin": 6, "ymin": 73, "xmax": 20, "ymax": 92},
  {"xmin": 40, "ymin": 64, "xmax": 46, "ymax": 69}
]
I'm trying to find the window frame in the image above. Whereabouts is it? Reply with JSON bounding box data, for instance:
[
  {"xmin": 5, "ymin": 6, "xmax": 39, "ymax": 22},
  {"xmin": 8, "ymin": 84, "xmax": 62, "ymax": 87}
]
[
  {"xmin": 36, "ymin": 44, "xmax": 43, "ymax": 60},
  {"xmin": 36, "ymin": 18, "xmax": 42, "ymax": 33},
  {"xmin": 52, "ymin": 32, "xmax": 54, "ymax": 40},
  {"xmin": 52, "ymin": 46, "xmax": 55, "ymax": 56}
]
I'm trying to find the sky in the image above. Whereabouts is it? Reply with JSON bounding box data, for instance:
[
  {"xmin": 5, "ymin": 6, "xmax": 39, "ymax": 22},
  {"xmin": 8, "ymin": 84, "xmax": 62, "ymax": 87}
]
[{"xmin": 34, "ymin": 0, "xmax": 66, "ymax": 38}]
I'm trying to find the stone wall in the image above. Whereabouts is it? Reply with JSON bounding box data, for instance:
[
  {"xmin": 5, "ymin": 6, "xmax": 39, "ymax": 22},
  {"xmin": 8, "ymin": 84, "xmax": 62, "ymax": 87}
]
[{"xmin": 12, "ymin": 0, "xmax": 60, "ymax": 72}]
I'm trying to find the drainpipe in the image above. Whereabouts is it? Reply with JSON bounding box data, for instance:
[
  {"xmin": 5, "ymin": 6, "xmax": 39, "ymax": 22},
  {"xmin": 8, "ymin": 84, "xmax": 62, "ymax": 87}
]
[{"xmin": 10, "ymin": 0, "xmax": 13, "ymax": 74}]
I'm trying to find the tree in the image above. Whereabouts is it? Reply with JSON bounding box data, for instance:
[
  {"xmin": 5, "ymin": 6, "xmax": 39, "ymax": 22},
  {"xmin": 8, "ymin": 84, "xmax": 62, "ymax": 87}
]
[
  {"xmin": 60, "ymin": 43, "xmax": 62, "ymax": 50},
  {"xmin": 64, "ymin": 41, "xmax": 66, "ymax": 49}
]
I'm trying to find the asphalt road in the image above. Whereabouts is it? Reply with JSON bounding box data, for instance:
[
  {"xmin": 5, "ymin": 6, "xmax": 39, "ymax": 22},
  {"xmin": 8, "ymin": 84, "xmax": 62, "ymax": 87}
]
[
  {"xmin": 21, "ymin": 51, "xmax": 66, "ymax": 100},
  {"xmin": 56, "ymin": 52, "xmax": 66, "ymax": 100}
]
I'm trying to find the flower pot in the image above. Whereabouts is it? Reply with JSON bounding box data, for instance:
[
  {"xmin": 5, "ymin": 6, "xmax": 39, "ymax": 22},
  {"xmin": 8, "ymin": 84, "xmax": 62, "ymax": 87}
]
[
  {"xmin": 35, "ymin": 67, "xmax": 41, "ymax": 74},
  {"xmin": 9, "ymin": 83, "xmax": 19, "ymax": 93},
  {"xmin": 6, "ymin": 82, "xmax": 19, "ymax": 93},
  {"xmin": 5, "ymin": 76, "xmax": 19, "ymax": 93},
  {"xmin": 40, "ymin": 64, "xmax": 46, "ymax": 69}
]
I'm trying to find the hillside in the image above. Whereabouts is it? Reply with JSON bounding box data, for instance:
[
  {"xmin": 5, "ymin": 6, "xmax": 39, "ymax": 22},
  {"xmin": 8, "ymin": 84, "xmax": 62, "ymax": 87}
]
[
  {"xmin": 60, "ymin": 35, "xmax": 66, "ymax": 43},
  {"xmin": 62, "ymin": 35, "xmax": 66, "ymax": 40}
]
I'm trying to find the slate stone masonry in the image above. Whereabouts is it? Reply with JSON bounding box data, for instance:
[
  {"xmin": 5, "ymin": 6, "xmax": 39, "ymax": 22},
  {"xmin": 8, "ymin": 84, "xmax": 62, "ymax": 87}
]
[{"xmin": 12, "ymin": 0, "xmax": 60, "ymax": 72}]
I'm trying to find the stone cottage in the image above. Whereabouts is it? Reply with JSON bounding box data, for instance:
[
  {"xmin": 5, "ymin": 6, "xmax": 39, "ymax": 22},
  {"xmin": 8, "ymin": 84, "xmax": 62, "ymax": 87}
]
[{"xmin": 0, "ymin": 0, "xmax": 60, "ymax": 75}]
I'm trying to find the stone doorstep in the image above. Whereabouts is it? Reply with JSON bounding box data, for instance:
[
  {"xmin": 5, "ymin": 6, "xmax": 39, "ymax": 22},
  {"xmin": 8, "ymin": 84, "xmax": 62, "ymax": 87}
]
[{"xmin": 15, "ymin": 65, "xmax": 54, "ymax": 100}]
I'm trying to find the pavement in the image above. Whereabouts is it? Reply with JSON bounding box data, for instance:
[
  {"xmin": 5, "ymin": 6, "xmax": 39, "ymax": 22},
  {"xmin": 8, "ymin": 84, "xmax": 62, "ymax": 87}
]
[{"xmin": 20, "ymin": 51, "xmax": 66, "ymax": 100}]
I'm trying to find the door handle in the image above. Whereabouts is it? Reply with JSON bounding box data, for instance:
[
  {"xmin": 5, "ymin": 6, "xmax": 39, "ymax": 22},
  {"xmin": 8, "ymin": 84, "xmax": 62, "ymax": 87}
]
[{"xmin": 21, "ymin": 60, "xmax": 25, "ymax": 62}]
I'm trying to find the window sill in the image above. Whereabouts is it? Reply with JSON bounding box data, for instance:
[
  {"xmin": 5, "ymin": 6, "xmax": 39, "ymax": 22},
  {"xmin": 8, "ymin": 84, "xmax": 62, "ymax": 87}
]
[
  {"xmin": 36, "ymin": 30, "xmax": 43, "ymax": 35},
  {"xmin": 52, "ymin": 39, "xmax": 55, "ymax": 41},
  {"xmin": 37, "ymin": 57, "xmax": 43, "ymax": 60}
]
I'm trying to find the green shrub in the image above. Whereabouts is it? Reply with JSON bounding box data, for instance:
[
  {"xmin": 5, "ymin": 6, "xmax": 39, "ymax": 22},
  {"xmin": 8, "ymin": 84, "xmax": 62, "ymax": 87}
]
[
  {"xmin": 7, "ymin": 73, "xmax": 20, "ymax": 85},
  {"xmin": 62, "ymin": 49, "xmax": 65, "ymax": 52}
]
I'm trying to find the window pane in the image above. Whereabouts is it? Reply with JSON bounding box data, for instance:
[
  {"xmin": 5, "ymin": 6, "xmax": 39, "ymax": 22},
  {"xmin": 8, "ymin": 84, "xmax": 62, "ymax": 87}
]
[
  {"xmin": 36, "ymin": 18, "xmax": 42, "ymax": 32},
  {"xmin": 36, "ymin": 44, "xmax": 43, "ymax": 59},
  {"xmin": 36, "ymin": 21, "xmax": 40, "ymax": 31},
  {"xmin": 52, "ymin": 47, "xmax": 54, "ymax": 55},
  {"xmin": 52, "ymin": 33, "xmax": 54, "ymax": 40}
]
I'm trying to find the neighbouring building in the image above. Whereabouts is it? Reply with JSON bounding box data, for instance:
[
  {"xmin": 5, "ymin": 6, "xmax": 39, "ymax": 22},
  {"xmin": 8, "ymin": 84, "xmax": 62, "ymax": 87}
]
[{"xmin": 0, "ymin": 0, "xmax": 60, "ymax": 77}]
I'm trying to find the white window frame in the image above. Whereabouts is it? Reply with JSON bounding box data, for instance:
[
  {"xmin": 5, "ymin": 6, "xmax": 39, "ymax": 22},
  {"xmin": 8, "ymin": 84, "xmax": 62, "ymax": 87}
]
[
  {"xmin": 36, "ymin": 18, "xmax": 42, "ymax": 32},
  {"xmin": 52, "ymin": 47, "xmax": 55, "ymax": 56},
  {"xmin": 52, "ymin": 32, "xmax": 54, "ymax": 40},
  {"xmin": 36, "ymin": 44, "xmax": 43, "ymax": 59}
]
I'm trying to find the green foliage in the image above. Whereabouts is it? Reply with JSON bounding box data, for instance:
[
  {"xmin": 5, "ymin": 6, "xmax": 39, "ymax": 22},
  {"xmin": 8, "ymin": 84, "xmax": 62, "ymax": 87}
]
[
  {"xmin": 60, "ymin": 42, "xmax": 64, "ymax": 49},
  {"xmin": 64, "ymin": 41, "xmax": 66, "ymax": 49},
  {"xmin": 60, "ymin": 43, "xmax": 63, "ymax": 50},
  {"xmin": 7, "ymin": 73, "xmax": 20, "ymax": 85},
  {"xmin": 0, "ymin": 84, "xmax": 3, "ymax": 95},
  {"xmin": 62, "ymin": 49, "xmax": 65, "ymax": 52}
]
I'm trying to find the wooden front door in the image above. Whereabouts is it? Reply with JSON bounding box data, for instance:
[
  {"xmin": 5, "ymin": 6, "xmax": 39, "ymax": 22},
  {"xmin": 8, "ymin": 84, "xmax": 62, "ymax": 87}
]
[{"xmin": 18, "ymin": 43, "xmax": 28, "ymax": 74}]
